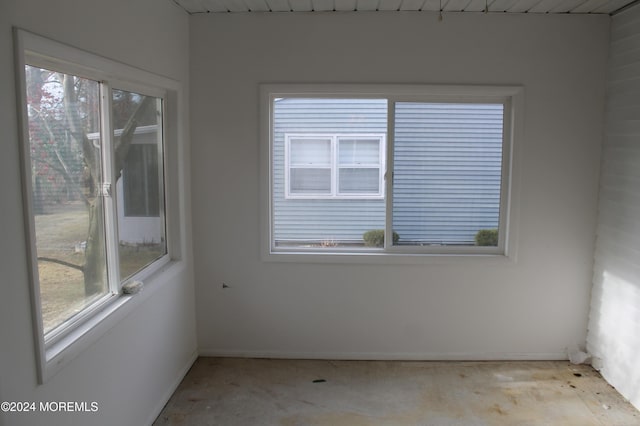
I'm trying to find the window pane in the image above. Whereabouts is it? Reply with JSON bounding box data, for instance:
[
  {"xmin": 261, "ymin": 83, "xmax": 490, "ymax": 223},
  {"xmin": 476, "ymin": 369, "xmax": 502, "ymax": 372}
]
[
  {"xmin": 113, "ymin": 89, "xmax": 166, "ymax": 281},
  {"xmin": 290, "ymin": 138, "xmax": 331, "ymax": 165},
  {"xmin": 273, "ymin": 98, "xmax": 387, "ymax": 248},
  {"xmin": 338, "ymin": 168, "xmax": 380, "ymax": 194},
  {"xmin": 338, "ymin": 139, "xmax": 380, "ymax": 164},
  {"xmin": 25, "ymin": 65, "xmax": 108, "ymax": 334},
  {"xmin": 392, "ymin": 102, "xmax": 504, "ymax": 246},
  {"xmin": 290, "ymin": 168, "xmax": 331, "ymax": 194},
  {"xmin": 123, "ymin": 144, "xmax": 160, "ymax": 216}
]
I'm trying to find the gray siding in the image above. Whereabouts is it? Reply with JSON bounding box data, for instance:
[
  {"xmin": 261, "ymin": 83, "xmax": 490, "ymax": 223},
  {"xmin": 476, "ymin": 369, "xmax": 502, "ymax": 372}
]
[
  {"xmin": 273, "ymin": 98, "xmax": 387, "ymax": 244},
  {"xmin": 273, "ymin": 98, "xmax": 503, "ymax": 245},
  {"xmin": 393, "ymin": 102, "xmax": 503, "ymax": 244}
]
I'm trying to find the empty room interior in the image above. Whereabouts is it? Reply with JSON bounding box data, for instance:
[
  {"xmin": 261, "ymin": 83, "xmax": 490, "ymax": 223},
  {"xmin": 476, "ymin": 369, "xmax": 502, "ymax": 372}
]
[{"xmin": 2, "ymin": 0, "xmax": 640, "ymax": 424}]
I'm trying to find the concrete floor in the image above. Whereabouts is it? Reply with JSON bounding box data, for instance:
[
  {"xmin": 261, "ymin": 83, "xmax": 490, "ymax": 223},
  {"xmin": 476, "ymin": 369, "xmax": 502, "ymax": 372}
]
[{"xmin": 154, "ymin": 358, "xmax": 640, "ymax": 425}]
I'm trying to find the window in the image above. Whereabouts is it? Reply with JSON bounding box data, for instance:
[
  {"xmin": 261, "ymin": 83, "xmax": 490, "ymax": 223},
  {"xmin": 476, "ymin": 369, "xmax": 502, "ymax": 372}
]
[
  {"xmin": 123, "ymin": 143, "xmax": 161, "ymax": 217},
  {"xmin": 262, "ymin": 85, "xmax": 522, "ymax": 257},
  {"xmin": 15, "ymin": 30, "xmax": 178, "ymax": 382},
  {"xmin": 287, "ymin": 136, "xmax": 332, "ymax": 196},
  {"xmin": 338, "ymin": 137, "xmax": 384, "ymax": 196},
  {"xmin": 392, "ymin": 102, "xmax": 505, "ymax": 248},
  {"xmin": 285, "ymin": 134, "xmax": 385, "ymax": 198}
]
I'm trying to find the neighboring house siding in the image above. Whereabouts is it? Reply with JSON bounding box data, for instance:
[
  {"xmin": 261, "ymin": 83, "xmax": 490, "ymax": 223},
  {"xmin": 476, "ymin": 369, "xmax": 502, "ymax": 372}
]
[
  {"xmin": 273, "ymin": 98, "xmax": 387, "ymax": 243},
  {"xmin": 587, "ymin": 4, "xmax": 640, "ymax": 411},
  {"xmin": 273, "ymin": 98, "xmax": 503, "ymax": 245},
  {"xmin": 393, "ymin": 102, "xmax": 503, "ymax": 245}
]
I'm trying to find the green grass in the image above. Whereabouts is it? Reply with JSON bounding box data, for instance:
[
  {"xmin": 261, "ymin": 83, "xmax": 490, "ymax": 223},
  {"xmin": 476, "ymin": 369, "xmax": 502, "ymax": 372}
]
[{"xmin": 34, "ymin": 202, "xmax": 164, "ymax": 333}]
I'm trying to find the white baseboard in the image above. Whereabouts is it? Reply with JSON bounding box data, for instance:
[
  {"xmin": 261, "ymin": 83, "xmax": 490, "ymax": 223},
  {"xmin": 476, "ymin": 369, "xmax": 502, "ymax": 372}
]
[
  {"xmin": 146, "ymin": 349, "xmax": 199, "ymax": 426},
  {"xmin": 198, "ymin": 349, "xmax": 567, "ymax": 361}
]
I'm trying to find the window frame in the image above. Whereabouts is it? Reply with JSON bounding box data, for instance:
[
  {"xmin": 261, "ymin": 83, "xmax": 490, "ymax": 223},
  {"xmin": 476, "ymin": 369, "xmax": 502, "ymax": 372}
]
[
  {"xmin": 14, "ymin": 29, "xmax": 182, "ymax": 383},
  {"xmin": 284, "ymin": 133, "xmax": 386, "ymax": 199},
  {"xmin": 261, "ymin": 84, "xmax": 523, "ymax": 262}
]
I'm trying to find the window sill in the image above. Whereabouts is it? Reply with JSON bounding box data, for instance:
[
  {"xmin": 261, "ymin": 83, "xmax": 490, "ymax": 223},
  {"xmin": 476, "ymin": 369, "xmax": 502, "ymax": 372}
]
[
  {"xmin": 39, "ymin": 259, "xmax": 185, "ymax": 383},
  {"xmin": 262, "ymin": 250, "xmax": 517, "ymax": 266}
]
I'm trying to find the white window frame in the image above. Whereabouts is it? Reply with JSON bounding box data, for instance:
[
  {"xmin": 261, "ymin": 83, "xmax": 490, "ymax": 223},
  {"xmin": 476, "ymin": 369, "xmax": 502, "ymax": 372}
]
[
  {"xmin": 14, "ymin": 29, "xmax": 184, "ymax": 383},
  {"xmin": 284, "ymin": 133, "xmax": 386, "ymax": 199},
  {"xmin": 260, "ymin": 84, "xmax": 523, "ymax": 263}
]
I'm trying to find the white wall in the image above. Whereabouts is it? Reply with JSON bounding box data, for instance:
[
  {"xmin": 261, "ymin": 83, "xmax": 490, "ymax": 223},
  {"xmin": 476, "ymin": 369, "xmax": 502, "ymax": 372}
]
[
  {"xmin": 0, "ymin": 1, "xmax": 196, "ymax": 425},
  {"xmin": 191, "ymin": 12, "xmax": 609, "ymax": 359},
  {"xmin": 587, "ymin": 3, "xmax": 640, "ymax": 411}
]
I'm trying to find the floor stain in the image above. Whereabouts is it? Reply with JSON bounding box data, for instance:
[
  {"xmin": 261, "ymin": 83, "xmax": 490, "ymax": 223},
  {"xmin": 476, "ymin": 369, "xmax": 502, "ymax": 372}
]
[
  {"xmin": 153, "ymin": 359, "xmax": 640, "ymax": 426},
  {"xmin": 488, "ymin": 403, "xmax": 507, "ymax": 416}
]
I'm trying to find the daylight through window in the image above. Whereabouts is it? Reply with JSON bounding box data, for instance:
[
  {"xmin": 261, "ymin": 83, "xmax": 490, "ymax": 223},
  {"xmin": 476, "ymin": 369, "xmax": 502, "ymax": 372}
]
[
  {"xmin": 22, "ymin": 65, "xmax": 167, "ymax": 341},
  {"xmin": 266, "ymin": 87, "xmax": 519, "ymax": 255}
]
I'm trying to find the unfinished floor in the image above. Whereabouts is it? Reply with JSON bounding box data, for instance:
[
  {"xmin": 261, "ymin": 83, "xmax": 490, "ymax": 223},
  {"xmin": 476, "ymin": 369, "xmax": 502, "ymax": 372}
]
[{"xmin": 154, "ymin": 358, "xmax": 640, "ymax": 426}]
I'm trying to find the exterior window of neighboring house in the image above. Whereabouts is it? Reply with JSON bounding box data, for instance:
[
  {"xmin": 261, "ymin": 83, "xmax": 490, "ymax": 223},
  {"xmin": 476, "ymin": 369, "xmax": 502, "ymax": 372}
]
[
  {"xmin": 285, "ymin": 134, "xmax": 385, "ymax": 199},
  {"xmin": 287, "ymin": 136, "xmax": 332, "ymax": 196},
  {"xmin": 262, "ymin": 86, "xmax": 522, "ymax": 257},
  {"xmin": 15, "ymin": 30, "xmax": 175, "ymax": 382},
  {"xmin": 122, "ymin": 129, "xmax": 162, "ymax": 217}
]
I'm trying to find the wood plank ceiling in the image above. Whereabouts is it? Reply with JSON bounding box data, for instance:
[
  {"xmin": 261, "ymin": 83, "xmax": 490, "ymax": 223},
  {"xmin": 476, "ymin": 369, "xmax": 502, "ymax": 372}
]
[{"xmin": 173, "ymin": 0, "xmax": 638, "ymax": 14}]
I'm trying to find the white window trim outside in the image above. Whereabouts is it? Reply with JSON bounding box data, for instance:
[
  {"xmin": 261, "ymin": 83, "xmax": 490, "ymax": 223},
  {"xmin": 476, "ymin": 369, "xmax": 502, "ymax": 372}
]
[
  {"xmin": 14, "ymin": 29, "xmax": 187, "ymax": 383},
  {"xmin": 284, "ymin": 133, "xmax": 386, "ymax": 199},
  {"xmin": 260, "ymin": 84, "xmax": 524, "ymax": 264}
]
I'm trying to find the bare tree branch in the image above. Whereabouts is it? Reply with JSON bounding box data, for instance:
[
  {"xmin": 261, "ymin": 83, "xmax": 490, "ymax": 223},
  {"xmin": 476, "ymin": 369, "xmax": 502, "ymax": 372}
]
[
  {"xmin": 29, "ymin": 106, "xmax": 90, "ymax": 206},
  {"xmin": 63, "ymin": 74, "xmax": 99, "ymax": 176}
]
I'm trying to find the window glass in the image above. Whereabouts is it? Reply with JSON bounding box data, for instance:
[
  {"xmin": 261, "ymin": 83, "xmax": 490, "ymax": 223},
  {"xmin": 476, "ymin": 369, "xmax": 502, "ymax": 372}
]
[
  {"xmin": 269, "ymin": 93, "xmax": 511, "ymax": 254},
  {"xmin": 338, "ymin": 168, "xmax": 380, "ymax": 193},
  {"xmin": 290, "ymin": 168, "xmax": 331, "ymax": 194},
  {"xmin": 25, "ymin": 65, "xmax": 109, "ymax": 334},
  {"xmin": 288, "ymin": 137, "xmax": 332, "ymax": 195},
  {"xmin": 123, "ymin": 144, "xmax": 160, "ymax": 216},
  {"xmin": 290, "ymin": 138, "xmax": 331, "ymax": 165},
  {"xmin": 113, "ymin": 89, "xmax": 167, "ymax": 281},
  {"xmin": 392, "ymin": 102, "xmax": 504, "ymax": 247},
  {"xmin": 338, "ymin": 139, "xmax": 380, "ymax": 164},
  {"xmin": 338, "ymin": 138, "xmax": 381, "ymax": 195},
  {"xmin": 273, "ymin": 98, "xmax": 387, "ymax": 248}
]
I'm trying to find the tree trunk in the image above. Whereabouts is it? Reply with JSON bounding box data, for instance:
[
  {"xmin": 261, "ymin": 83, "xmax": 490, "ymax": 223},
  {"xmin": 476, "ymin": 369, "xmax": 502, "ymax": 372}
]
[
  {"xmin": 83, "ymin": 196, "xmax": 107, "ymax": 297},
  {"xmin": 80, "ymin": 96, "xmax": 152, "ymax": 296},
  {"xmin": 33, "ymin": 175, "xmax": 46, "ymax": 214}
]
